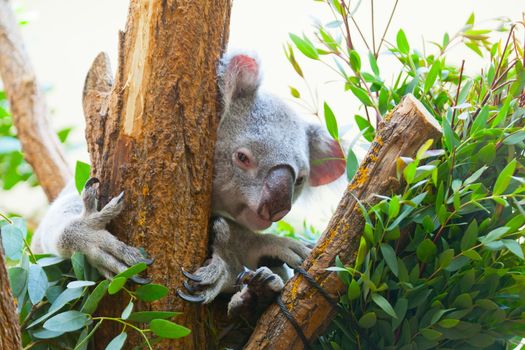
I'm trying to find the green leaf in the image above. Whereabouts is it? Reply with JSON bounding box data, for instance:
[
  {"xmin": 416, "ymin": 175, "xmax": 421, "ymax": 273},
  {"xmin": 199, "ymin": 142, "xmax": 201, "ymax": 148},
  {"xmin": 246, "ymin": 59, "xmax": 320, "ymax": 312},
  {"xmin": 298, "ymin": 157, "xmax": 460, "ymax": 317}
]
[
  {"xmin": 354, "ymin": 115, "xmax": 375, "ymax": 142},
  {"xmin": 71, "ymin": 252, "xmax": 85, "ymax": 280},
  {"xmin": 346, "ymin": 148, "xmax": 359, "ymax": 182},
  {"xmin": 479, "ymin": 227, "xmax": 510, "ymax": 245},
  {"xmin": 460, "ymin": 220, "xmax": 478, "ymax": 250},
  {"xmin": 463, "ymin": 250, "xmax": 482, "ymax": 261},
  {"xmin": 28, "ymin": 287, "xmax": 84, "ymax": 328},
  {"xmin": 358, "ymin": 312, "xmax": 377, "ymax": 328},
  {"xmin": 81, "ymin": 280, "xmax": 109, "ymax": 314},
  {"xmin": 347, "ymin": 279, "xmax": 360, "ymax": 300},
  {"xmin": 470, "ymin": 106, "xmax": 489, "ymax": 135},
  {"xmin": 150, "ymin": 319, "xmax": 191, "ymax": 339},
  {"xmin": 396, "ymin": 30, "xmax": 410, "ymax": 54},
  {"xmin": 114, "ymin": 262, "xmax": 148, "ymax": 280},
  {"xmin": 388, "ymin": 196, "xmax": 400, "ymax": 220},
  {"xmin": 108, "ymin": 277, "xmax": 127, "ymax": 295},
  {"xmin": 28, "ymin": 264, "xmax": 48, "ymax": 305},
  {"xmin": 491, "ymin": 95, "xmax": 512, "ymax": 127},
  {"xmin": 424, "ymin": 61, "xmax": 441, "ymax": 93},
  {"xmin": 368, "ymin": 52, "xmax": 380, "ymax": 76},
  {"xmin": 452, "ymin": 293, "xmax": 472, "ymax": 309},
  {"xmin": 8, "ymin": 267, "xmax": 27, "ymax": 296},
  {"xmin": 502, "ymin": 239, "xmax": 524, "ymax": 259},
  {"xmin": 43, "ymin": 311, "xmax": 89, "ymax": 332},
  {"xmin": 504, "ymin": 131, "xmax": 525, "ymax": 145},
  {"xmin": 349, "ymin": 85, "xmax": 373, "ymax": 106},
  {"xmin": 439, "ymin": 319, "xmax": 459, "ymax": 328},
  {"xmin": 349, "ymin": 50, "xmax": 361, "ymax": 72},
  {"xmin": 466, "ymin": 12, "xmax": 475, "ymax": 25},
  {"xmin": 464, "ymin": 166, "xmax": 487, "ymax": 186},
  {"xmin": 121, "ymin": 301, "xmax": 134, "ymax": 320},
  {"xmin": 135, "ymin": 284, "xmax": 169, "ymax": 302},
  {"xmin": 1, "ymin": 224, "xmax": 24, "ymax": 260},
  {"xmin": 105, "ymin": 332, "xmax": 127, "ymax": 350},
  {"xmin": 380, "ymin": 243, "xmax": 399, "ymax": 277},
  {"xmin": 67, "ymin": 280, "xmax": 95, "ymax": 289},
  {"xmin": 128, "ymin": 311, "xmax": 181, "ymax": 323},
  {"xmin": 371, "ymin": 293, "xmax": 397, "ymax": 319},
  {"xmin": 416, "ymin": 239, "xmax": 437, "ymax": 263},
  {"xmin": 289, "ymin": 33, "xmax": 319, "ymax": 60},
  {"xmin": 444, "ymin": 256, "xmax": 470, "ymax": 272},
  {"xmin": 420, "ymin": 328, "xmax": 442, "ymax": 341},
  {"xmin": 75, "ymin": 161, "xmax": 91, "ymax": 194},
  {"xmin": 289, "ymin": 86, "xmax": 301, "ymax": 98},
  {"xmin": 323, "ymin": 102, "xmax": 339, "ymax": 140},
  {"xmin": 493, "ymin": 159, "xmax": 516, "ymax": 195},
  {"xmin": 438, "ymin": 249, "xmax": 455, "ymax": 269}
]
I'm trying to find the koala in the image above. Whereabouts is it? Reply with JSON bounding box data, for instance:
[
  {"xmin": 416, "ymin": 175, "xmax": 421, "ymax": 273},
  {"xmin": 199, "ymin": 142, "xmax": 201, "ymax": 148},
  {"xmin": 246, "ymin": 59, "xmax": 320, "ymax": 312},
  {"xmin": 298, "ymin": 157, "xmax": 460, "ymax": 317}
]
[{"xmin": 31, "ymin": 51, "xmax": 346, "ymax": 316}]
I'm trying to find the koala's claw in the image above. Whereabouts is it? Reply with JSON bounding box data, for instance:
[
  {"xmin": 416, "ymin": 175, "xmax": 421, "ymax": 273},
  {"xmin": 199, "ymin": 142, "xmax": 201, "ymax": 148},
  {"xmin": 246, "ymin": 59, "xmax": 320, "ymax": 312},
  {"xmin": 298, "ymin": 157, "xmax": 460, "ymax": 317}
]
[
  {"xmin": 183, "ymin": 280, "xmax": 199, "ymax": 293},
  {"xmin": 228, "ymin": 267, "xmax": 284, "ymax": 319},
  {"xmin": 85, "ymin": 177, "xmax": 100, "ymax": 188},
  {"xmin": 181, "ymin": 268, "xmax": 203, "ymax": 283},
  {"xmin": 176, "ymin": 289, "xmax": 206, "ymax": 304},
  {"xmin": 131, "ymin": 275, "xmax": 151, "ymax": 285}
]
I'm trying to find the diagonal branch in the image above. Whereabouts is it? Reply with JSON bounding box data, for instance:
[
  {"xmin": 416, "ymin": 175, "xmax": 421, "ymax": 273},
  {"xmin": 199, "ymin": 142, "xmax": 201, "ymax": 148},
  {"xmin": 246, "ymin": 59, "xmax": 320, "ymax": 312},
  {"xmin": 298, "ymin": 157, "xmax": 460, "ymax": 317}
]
[
  {"xmin": 0, "ymin": 0, "xmax": 71, "ymax": 201},
  {"xmin": 245, "ymin": 94, "xmax": 443, "ymax": 349}
]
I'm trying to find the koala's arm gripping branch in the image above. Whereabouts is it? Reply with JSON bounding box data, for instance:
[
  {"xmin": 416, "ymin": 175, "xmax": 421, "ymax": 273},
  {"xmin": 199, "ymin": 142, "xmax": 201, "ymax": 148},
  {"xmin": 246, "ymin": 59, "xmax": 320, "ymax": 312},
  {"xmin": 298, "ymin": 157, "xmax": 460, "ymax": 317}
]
[
  {"xmin": 0, "ymin": 0, "xmax": 71, "ymax": 201},
  {"xmin": 244, "ymin": 94, "xmax": 443, "ymax": 349}
]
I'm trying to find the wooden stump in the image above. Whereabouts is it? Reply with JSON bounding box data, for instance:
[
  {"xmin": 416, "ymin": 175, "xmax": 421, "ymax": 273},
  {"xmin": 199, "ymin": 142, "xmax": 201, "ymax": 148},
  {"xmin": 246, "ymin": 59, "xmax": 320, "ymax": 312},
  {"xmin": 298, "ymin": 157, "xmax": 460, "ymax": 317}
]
[{"xmin": 244, "ymin": 94, "xmax": 443, "ymax": 349}]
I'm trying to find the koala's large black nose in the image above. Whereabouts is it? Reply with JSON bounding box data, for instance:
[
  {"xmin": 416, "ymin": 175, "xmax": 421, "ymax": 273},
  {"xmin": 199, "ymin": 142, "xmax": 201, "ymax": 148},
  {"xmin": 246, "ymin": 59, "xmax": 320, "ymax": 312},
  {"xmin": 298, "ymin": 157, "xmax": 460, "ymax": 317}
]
[{"xmin": 258, "ymin": 165, "xmax": 294, "ymax": 222}]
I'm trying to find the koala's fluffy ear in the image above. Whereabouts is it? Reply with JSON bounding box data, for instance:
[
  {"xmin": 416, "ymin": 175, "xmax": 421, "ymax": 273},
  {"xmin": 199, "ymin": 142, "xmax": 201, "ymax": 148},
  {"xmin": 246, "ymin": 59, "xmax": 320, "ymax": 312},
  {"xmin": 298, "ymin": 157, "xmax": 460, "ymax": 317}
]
[
  {"xmin": 218, "ymin": 52, "xmax": 261, "ymax": 112},
  {"xmin": 307, "ymin": 125, "xmax": 346, "ymax": 186}
]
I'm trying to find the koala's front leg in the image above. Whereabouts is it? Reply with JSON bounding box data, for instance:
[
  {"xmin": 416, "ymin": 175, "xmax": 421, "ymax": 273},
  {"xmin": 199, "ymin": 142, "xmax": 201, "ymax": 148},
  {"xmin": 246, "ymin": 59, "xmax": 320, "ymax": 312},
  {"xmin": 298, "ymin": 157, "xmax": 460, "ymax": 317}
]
[
  {"xmin": 255, "ymin": 234, "xmax": 311, "ymax": 270},
  {"xmin": 177, "ymin": 218, "xmax": 238, "ymax": 304},
  {"xmin": 59, "ymin": 178, "xmax": 152, "ymax": 280}
]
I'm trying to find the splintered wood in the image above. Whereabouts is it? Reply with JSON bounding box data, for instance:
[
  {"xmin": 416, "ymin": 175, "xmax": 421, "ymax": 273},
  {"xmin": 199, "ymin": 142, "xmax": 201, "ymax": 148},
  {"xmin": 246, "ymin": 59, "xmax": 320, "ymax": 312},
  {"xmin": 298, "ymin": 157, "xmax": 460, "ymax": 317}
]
[{"xmin": 244, "ymin": 94, "xmax": 443, "ymax": 349}]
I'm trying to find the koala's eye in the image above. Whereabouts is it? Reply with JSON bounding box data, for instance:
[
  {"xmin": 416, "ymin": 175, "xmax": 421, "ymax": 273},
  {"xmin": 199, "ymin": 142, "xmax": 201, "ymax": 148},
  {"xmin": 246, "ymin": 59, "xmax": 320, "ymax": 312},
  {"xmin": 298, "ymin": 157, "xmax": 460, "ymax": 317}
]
[
  {"xmin": 295, "ymin": 176, "xmax": 305, "ymax": 186},
  {"xmin": 232, "ymin": 147, "xmax": 256, "ymax": 170},
  {"xmin": 237, "ymin": 151, "xmax": 250, "ymax": 165}
]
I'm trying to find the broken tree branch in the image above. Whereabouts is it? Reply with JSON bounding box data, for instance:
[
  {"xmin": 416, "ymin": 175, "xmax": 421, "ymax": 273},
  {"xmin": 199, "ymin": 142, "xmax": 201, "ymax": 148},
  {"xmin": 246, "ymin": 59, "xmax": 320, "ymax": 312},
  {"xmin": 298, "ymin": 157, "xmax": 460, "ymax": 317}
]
[
  {"xmin": 245, "ymin": 94, "xmax": 443, "ymax": 349},
  {"xmin": 0, "ymin": 0, "xmax": 71, "ymax": 201}
]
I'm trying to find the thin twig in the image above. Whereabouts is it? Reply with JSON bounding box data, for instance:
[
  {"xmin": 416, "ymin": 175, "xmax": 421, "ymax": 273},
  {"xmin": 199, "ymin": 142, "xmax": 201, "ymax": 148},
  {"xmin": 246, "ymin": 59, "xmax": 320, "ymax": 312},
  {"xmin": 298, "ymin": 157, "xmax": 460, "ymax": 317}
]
[
  {"xmin": 371, "ymin": 0, "xmax": 376, "ymax": 54},
  {"xmin": 376, "ymin": 0, "xmax": 399, "ymax": 57},
  {"xmin": 451, "ymin": 60, "xmax": 465, "ymax": 129}
]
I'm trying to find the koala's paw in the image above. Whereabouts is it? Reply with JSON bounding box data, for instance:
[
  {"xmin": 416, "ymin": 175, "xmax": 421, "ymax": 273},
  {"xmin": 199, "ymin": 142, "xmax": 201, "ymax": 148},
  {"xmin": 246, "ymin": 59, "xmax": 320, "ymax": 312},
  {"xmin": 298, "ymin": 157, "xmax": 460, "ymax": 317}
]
[
  {"xmin": 177, "ymin": 254, "xmax": 229, "ymax": 304},
  {"xmin": 227, "ymin": 266, "xmax": 284, "ymax": 319},
  {"xmin": 274, "ymin": 237, "xmax": 312, "ymax": 270},
  {"xmin": 59, "ymin": 178, "xmax": 152, "ymax": 281}
]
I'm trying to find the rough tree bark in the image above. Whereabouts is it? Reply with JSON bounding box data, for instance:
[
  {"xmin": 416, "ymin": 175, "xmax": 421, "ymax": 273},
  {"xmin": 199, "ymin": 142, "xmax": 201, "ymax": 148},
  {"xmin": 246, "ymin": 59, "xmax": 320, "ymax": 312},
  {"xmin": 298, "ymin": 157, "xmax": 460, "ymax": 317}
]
[
  {"xmin": 82, "ymin": 1, "xmax": 231, "ymax": 349},
  {"xmin": 0, "ymin": 0, "xmax": 71, "ymax": 201},
  {"xmin": 244, "ymin": 94, "xmax": 443, "ymax": 349},
  {"xmin": 0, "ymin": 247, "xmax": 22, "ymax": 350}
]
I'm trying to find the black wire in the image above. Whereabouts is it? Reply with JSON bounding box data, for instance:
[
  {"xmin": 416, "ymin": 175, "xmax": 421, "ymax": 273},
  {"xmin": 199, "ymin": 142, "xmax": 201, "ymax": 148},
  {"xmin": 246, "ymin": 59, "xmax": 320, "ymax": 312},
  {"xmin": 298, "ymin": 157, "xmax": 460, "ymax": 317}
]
[
  {"xmin": 274, "ymin": 267, "xmax": 340, "ymax": 349},
  {"xmin": 294, "ymin": 267, "xmax": 339, "ymax": 308},
  {"xmin": 276, "ymin": 295, "xmax": 312, "ymax": 350}
]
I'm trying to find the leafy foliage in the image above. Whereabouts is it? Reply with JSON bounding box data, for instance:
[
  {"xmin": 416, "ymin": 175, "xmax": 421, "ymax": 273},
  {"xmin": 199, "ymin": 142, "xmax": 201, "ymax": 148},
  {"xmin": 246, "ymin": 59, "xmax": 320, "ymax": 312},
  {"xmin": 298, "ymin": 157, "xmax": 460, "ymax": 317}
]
[
  {"xmin": 287, "ymin": 1, "xmax": 525, "ymax": 349},
  {"xmin": 1, "ymin": 214, "xmax": 189, "ymax": 349}
]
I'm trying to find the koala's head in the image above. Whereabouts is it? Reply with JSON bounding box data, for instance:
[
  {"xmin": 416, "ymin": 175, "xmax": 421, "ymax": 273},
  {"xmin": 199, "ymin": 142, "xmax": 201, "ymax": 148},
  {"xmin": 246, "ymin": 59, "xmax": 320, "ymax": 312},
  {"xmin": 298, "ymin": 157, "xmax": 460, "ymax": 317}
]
[{"xmin": 212, "ymin": 52, "xmax": 346, "ymax": 231}]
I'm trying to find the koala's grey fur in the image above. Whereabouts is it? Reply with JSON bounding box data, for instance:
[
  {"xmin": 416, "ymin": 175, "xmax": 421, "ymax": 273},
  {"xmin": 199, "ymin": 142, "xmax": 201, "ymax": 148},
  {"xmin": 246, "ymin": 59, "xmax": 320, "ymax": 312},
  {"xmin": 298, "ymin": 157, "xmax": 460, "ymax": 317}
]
[{"xmin": 32, "ymin": 51, "xmax": 345, "ymax": 312}]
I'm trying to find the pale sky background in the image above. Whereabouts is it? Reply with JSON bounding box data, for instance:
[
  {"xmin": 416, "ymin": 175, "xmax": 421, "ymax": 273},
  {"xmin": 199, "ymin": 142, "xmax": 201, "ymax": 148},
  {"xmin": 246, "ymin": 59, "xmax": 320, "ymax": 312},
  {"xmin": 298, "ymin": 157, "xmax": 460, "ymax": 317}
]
[{"xmin": 0, "ymin": 0, "xmax": 523, "ymax": 230}]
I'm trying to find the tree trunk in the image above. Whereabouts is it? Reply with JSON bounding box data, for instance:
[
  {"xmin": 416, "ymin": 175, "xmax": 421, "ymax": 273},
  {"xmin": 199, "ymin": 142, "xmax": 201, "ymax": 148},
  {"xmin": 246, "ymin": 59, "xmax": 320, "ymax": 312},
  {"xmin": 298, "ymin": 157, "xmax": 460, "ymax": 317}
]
[
  {"xmin": 82, "ymin": 1, "xmax": 231, "ymax": 349},
  {"xmin": 0, "ymin": 0, "xmax": 71, "ymax": 201},
  {"xmin": 0, "ymin": 247, "xmax": 22, "ymax": 350},
  {"xmin": 244, "ymin": 94, "xmax": 443, "ymax": 349}
]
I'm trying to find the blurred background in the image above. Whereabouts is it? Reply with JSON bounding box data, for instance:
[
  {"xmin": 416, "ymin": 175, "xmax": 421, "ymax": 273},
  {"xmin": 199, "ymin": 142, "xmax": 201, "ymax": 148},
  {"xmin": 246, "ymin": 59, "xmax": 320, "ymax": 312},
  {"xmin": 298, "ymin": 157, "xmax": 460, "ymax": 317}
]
[{"xmin": 0, "ymin": 0, "xmax": 522, "ymax": 230}]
